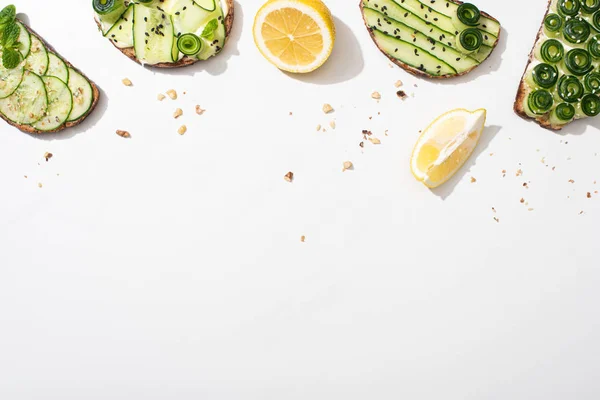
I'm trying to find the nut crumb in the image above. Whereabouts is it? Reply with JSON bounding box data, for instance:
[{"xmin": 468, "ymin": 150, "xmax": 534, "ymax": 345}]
[
  {"xmin": 44, "ymin": 152, "xmax": 52, "ymax": 162},
  {"xmin": 166, "ymin": 89, "xmax": 177, "ymax": 100},
  {"xmin": 329, "ymin": 120, "xmax": 336, "ymax": 129},
  {"xmin": 38, "ymin": 182, "xmax": 42, "ymax": 188},
  {"xmin": 322, "ymin": 103, "xmax": 334, "ymax": 114},
  {"xmin": 516, "ymin": 169, "xmax": 523, "ymax": 177},
  {"xmin": 157, "ymin": 93, "xmax": 166, "ymax": 101},
  {"xmin": 343, "ymin": 161, "xmax": 353, "ymax": 172},
  {"xmin": 178, "ymin": 125, "xmax": 187, "ymax": 135},
  {"xmin": 122, "ymin": 78, "xmax": 132, "ymax": 86},
  {"xmin": 394, "ymin": 80, "xmax": 403, "ymax": 88},
  {"xmin": 116, "ymin": 130, "xmax": 131, "ymax": 138},
  {"xmin": 470, "ymin": 177, "xmax": 477, "ymax": 183},
  {"xmin": 284, "ymin": 171, "xmax": 294, "ymax": 183},
  {"xmin": 396, "ymin": 90, "xmax": 407, "ymax": 99},
  {"xmin": 587, "ymin": 192, "xmax": 592, "ymax": 198},
  {"xmin": 195, "ymin": 105, "xmax": 205, "ymax": 115},
  {"xmin": 369, "ymin": 137, "xmax": 381, "ymax": 144},
  {"xmin": 300, "ymin": 235, "xmax": 306, "ymax": 242},
  {"xmin": 371, "ymin": 91, "xmax": 381, "ymax": 100},
  {"xmin": 173, "ymin": 108, "xmax": 183, "ymax": 119},
  {"xmin": 520, "ymin": 198, "xmax": 525, "ymax": 203},
  {"xmin": 316, "ymin": 124, "xmax": 321, "ymax": 131},
  {"xmin": 493, "ymin": 217, "xmax": 500, "ymax": 223},
  {"xmin": 569, "ymin": 179, "xmax": 575, "ymax": 183}
]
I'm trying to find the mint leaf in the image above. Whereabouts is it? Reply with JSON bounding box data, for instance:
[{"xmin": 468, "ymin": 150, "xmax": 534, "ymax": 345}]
[
  {"xmin": 2, "ymin": 21, "xmax": 19, "ymax": 48},
  {"xmin": 200, "ymin": 19, "xmax": 218, "ymax": 40},
  {"xmin": 0, "ymin": 5, "xmax": 16, "ymax": 26},
  {"xmin": 2, "ymin": 47, "xmax": 20, "ymax": 69}
]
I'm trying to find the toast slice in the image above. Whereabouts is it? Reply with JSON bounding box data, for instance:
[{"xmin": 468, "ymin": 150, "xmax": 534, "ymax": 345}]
[
  {"xmin": 515, "ymin": 0, "xmax": 600, "ymax": 130},
  {"xmin": 360, "ymin": 0, "xmax": 501, "ymax": 79},
  {"xmin": 95, "ymin": 0, "xmax": 234, "ymax": 68},
  {"xmin": 0, "ymin": 18, "xmax": 100, "ymax": 134}
]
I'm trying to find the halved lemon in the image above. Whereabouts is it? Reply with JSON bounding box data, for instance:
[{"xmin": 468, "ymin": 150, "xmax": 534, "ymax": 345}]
[
  {"xmin": 411, "ymin": 108, "xmax": 487, "ymax": 189},
  {"xmin": 253, "ymin": 0, "xmax": 336, "ymax": 73}
]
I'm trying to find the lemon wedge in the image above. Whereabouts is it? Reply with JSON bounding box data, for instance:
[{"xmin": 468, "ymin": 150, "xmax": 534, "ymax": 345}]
[
  {"xmin": 253, "ymin": 0, "xmax": 336, "ymax": 73},
  {"xmin": 411, "ymin": 108, "xmax": 487, "ymax": 189}
]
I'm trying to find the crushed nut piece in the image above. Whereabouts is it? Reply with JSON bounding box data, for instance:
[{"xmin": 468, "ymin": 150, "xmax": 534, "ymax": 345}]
[
  {"xmin": 44, "ymin": 152, "xmax": 52, "ymax": 162},
  {"xmin": 116, "ymin": 130, "xmax": 131, "ymax": 138},
  {"xmin": 516, "ymin": 169, "xmax": 523, "ymax": 177},
  {"xmin": 369, "ymin": 137, "xmax": 381, "ymax": 144},
  {"xmin": 470, "ymin": 177, "xmax": 477, "ymax": 183},
  {"xmin": 587, "ymin": 192, "xmax": 592, "ymax": 198},
  {"xmin": 371, "ymin": 91, "xmax": 381, "ymax": 100},
  {"xmin": 359, "ymin": 142, "xmax": 364, "ymax": 148},
  {"xmin": 316, "ymin": 124, "xmax": 322, "ymax": 131},
  {"xmin": 157, "ymin": 93, "xmax": 166, "ymax": 101},
  {"xmin": 396, "ymin": 90, "xmax": 408, "ymax": 99},
  {"xmin": 362, "ymin": 129, "xmax": 372, "ymax": 137},
  {"xmin": 300, "ymin": 235, "xmax": 306, "ymax": 242},
  {"xmin": 122, "ymin": 78, "xmax": 132, "ymax": 86},
  {"xmin": 284, "ymin": 171, "xmax": 294, "ymax": 183},
  {"xmin": 329, "ymin": 121, "xmax": 336, "ymax": 129},
  {"xmin": 166, "ymin": 89, "xmax": 178, "ymax": 100},
  {"xmin": 173, "ymin": 108, "xmax": 183, "ymax": 119},
  {"xmin": 178, "ymin": 125, "xmax": 187, "ymax": 135},
  {"xmin": 520, "ymin": 198, "xmax": 525, "ymax": 203},
  {"xmin": 195, "ymin": 105, "xmax": 205, "ymax": 115},
  {"xmin": 394, "ymin": 80, "xmax": 403, "ymax": 88},
  {"xmin": 38, "ymin": 183, "xmax": 42, "ymax": 188},
  {"xmin": 569, "ymin": 179, "xmax": 575, "ymax": 183},
  {"xmin": 322, "ymin": 103, "xmax": 334, "ymax": 114},
  {"xmin": 343, "ymin": 161, "xmax": 353, "ymax": 171}
]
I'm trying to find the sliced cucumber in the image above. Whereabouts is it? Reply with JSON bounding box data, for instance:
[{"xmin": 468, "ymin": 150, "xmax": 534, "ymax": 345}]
[
  {"xmin": 194, "ymin": 0, "xmax": 216, "ymax": 12},
  {"xmin": 46, "ymin": 53, "xmax": 69, "ymax": 83},
  {"xmin": 370, "ymin": 29, "xmax": 455, "ymax": 76},
  {"xmin": 66, "ymin": 68, "xmax": 93, "ymax": 122},
  {"xmin": 32, "ymin": 76, "xmax": 73, "ymax": 131},
  {"xmin": 0, "ymin": 70, "xmax": 48, "ymax": 125},
  {"xmin": 425, "ymin": 0, "xmax": 501, "ymax": 37},
  {"xmin": 95, "ymin": 0, "xmax": 127, "ymax": 34},
  {"xmin": 133, "ymin": 4, "xmax": 177, "ymax": 64},
  {"xmin": 24, "ymin": 34, "xmax": 49, "ymax": 76},
  {"xmin": 15, "ymin": 21, "xmax": 31, "ymax": 59},
  {"xmin": 167, "ymin": 0, "xmax": 213, "ymax": 34},
  {"xmin": 364, "ymin": 8, "xmax": 478, "ymax": 74},
  {"xmin": 105, "ymin": 4, "xmax": 134, "ymax": 49},
  {"xmin": 0, "ymin": 61, "xmax": 24, "ymax": 99}
]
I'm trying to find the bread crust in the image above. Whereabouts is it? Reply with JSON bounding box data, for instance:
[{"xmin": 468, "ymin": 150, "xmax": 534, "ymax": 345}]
[
  {"xmin": 359, "ymin": 0, "xmax": 501, "ymax": 79},
  {"xmin": 97, "ymin": 0, "xmax": 235, "ymax": 68},
  {"xmin": 0, "ymin": 20, "xmax": 100, "ymax": 134},
  {"xmin": 513, "ymin": 0, "xmax": 559, "ymax": 130}
]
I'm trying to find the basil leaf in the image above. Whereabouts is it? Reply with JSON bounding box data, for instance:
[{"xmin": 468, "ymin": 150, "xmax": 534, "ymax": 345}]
[
  {"xmin": 0, "ymin": 5, "xmax": 16, "ymax": 26},
  {"xmin": 200, "ymin": 19, "xmax": 218, "ymax": 40},
  {"xmin": 2, "ymin": 21, "xmax": 19, "ymax": 48},
  {"xmin": 2, "ymin": 47, "xmax": 20, "ymax": 69}
]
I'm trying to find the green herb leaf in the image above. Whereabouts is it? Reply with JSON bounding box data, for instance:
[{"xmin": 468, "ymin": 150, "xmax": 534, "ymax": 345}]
[
  {"xmin": 2, "ymin": 21, "xmax": 19, "ymax": 48},
  {"xmin": 2, "ymin": 47, "xmax": 20, "ymax": 69},
  {"xmin": 0, "ymin": 5, "xmax": 16, "ymax": 27},
  {"xmin": 200, "ymin": 19, "xmax": 218, "ymax": 40}
]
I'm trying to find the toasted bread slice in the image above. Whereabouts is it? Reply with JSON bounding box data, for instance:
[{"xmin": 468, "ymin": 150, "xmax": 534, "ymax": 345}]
[
  {"xmin": 360, "ymin": 0, "xmax": 501, "ymax": 79},
  {"xmin": 96, "ymin": 0, "xmax": 235, "ymax": 68},
  {"xmin": 0, "ymin": 21, "xmax": 100, "ymax": 134}
]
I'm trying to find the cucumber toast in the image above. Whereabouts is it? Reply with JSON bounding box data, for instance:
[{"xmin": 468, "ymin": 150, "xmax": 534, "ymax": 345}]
[
  {"xmin": 359, "ymin": 0, "xmax": 501, "ymax": 79},
  {"xmin": 93, "ymin": 0, "xmax": 235, "ymax": 68},
  {"xmin": 515, "ymin": 0, "xmax": 600, "ymax": 130},
  {"xmin": 0, "ymin": 5, "xmax": 99, "ymax": 134}
]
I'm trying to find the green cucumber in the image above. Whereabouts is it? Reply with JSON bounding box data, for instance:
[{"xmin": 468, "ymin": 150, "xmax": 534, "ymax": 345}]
[
  {"xmin": 24, "ymin": 34, "xmax": 49, "ymax": 76},
  {"xmin": 133, "ymin": 4, "xmax": 177, "ymax": 64},
  {"xmin": 15, "ymin": 21, "xmax": 31, "ymax": 59},
  {"xmin": 364, "ymin": 8, "xmax": 478, "ymax": 73},
  {"xmin": 194, "ymin": 0, "xmax": 216, "ymax": 12},
  {"xmin": 95, "ymin": 0, "xmax": 127, "ymax": 34},
  {"xmin": 0, "ymin": 61, "xmax": 24, "ymax": 99},
  {"xmin": 105, "ymin": 4, "xmax": 134, "ymax": 48},
  {"xmin": 0, "ymin": 70, "xmax": 48, "ymax": 125},
  {"xmin": 370, "ymin": 29, "xmax": 455, "ymax": 76},
  {"xmin": 424, "ymin": 0, "xmax": 501, "ymax": 37},
  {"xmin": 167, "ymin": 0, "xmax": 213, "ymax": 34},
  {"xmin": 197, "ymin": 10, "xmax": 226, "ymax": 60},
  {"xmin": 32, "ymin": 76, "xmax": 73, "ymax": 131},
  {"xmin": 66, "ymin": 68, "xmax": 93, "ymax": 122},
  {"xmin": 46, "ymin": 53, "xmax": 69, "ymax": 83}
]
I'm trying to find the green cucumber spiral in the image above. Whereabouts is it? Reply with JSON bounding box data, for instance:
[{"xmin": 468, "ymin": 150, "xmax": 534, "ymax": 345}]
[
  {"xmin": 177, "ymin": 33, "xmax": 203, "ymax": 56},
  {"xmin": 580, "ymin": 93, "xmax": 600, "ymax": 116},
  {"xmin": 563, "ymin": 18, "xmax": 591, "ymax": 43},
  {"xmin": 594, "ymin": 11, "xmax": 600, "ymax": 30},
  {"xmin": 92, "ymin": 0, "xmax": 124, "ymax": 14},
  {"xmin": 558, "ymin": 75, "xmax": 585, "ymax": 102},
  {"xmin": 456, "ymin": 3, "xmax": 480, "ymax": 26},
  {"xmin": 581, "ymin": 0, "xmax": 600, "ymax": 13},
  {"xmin": 528, "ymin": 90, "xmax": 554, "ymax": 115},
  {"xmin": 589, "ymin": 35, "xmax": 600, "ymax": 58},
  {"xmin": 553, "ymin": 103, "xmax": 576, "ymax": 121},
  {"xmin": 458, "ymin": 28, "xmax": 483, "ymax": 53},
  {"xmin": 544, "ymin": 14, "xmax": 563, "ymax": 34},
  {"xmin": 532, "ymin": 63, "xmax": 559, "ymax": 88},
  {"xmin": 557, "ymin": 0, "xmax": 581, "ymax": 17},
  {"xmin": 540, "ymin": 39, "xmax": 564, "ymax": 63},
  {"xmin": 584, "ymin": 72, "xmax": 600, "ymax": 93},
  {"xmin": 564, "ymin": 48, "xmax": 593, "ymax": 75}
]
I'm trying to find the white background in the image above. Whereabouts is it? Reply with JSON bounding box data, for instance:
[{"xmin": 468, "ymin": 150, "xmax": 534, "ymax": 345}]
[{"xmin": 1, "ymin": 0, "xmax": 599, "ymax": 398}]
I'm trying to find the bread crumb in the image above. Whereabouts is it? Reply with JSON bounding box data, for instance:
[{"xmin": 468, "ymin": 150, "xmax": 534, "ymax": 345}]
[
  {"xmin": 157, "ymin": 93, "xmax": 166, "ymax": 101},
  {"xmin": 116, "ymin": 130, "xmax": 131, "ymax": 138},
  {"xmin": 470, "ymin": 177, "xmax": 477, "ymax": 183},
  {"xmin": 166, "ymin": 89, "xmax": 177, "ymax": 100},
  {"xmin": 122, "ymin": 78, "xmax": 132, "ymax": 86},
  {"xmin": 516, "ymin": 169, "xmax": 523, "ymax": 177},
  {"xmin": 394, "ymin": 80, "xmax": 403, "ymax": 88},
  {"xmin": 322, "ymin": 103, "xmax": 334, "ymax": 114},
  {"xmin": 587, "ymin": 192, "xmax": 592, "ymax": 198},
  {"xmin": 173, "ymin": 108, "xmax": 183, "ymax": 119},
  {"xmin": 284, "ymin": 171, "xmax": 294, "ymax": 183},
  {"xmin": 369, "ymin": 137, "xmax": 381, "ymax": 144},
  {"xmin": 343, "ymin": 161, "xmax": 353, "ymax": 171},
  {"xmin": 569, "ymin": 179, "xmax": 575, "ymax": 183},
  {"xmin": 371, "ymin": 91, "xmax": 381, "ymax": 100},
  {"xmin": 44, "ymin": 152, "xmax": 52, "ymax": 162},
  {"xmin": 520, "ymin": 198, "xmax": 525, "ymax": 203},
  {"xmin": 195, "ymin": 105, "xmax": 205, "ymax": 115},
  {"xmin": 329, "ymin": 120, "xmax": 336, "ymax": 129},
  {"xmin": 396, "ymin": 90, "xmax": 407, "ymax": 99}
]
